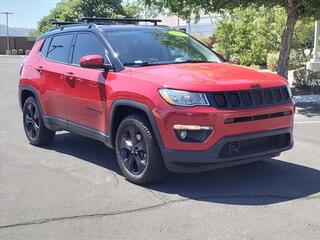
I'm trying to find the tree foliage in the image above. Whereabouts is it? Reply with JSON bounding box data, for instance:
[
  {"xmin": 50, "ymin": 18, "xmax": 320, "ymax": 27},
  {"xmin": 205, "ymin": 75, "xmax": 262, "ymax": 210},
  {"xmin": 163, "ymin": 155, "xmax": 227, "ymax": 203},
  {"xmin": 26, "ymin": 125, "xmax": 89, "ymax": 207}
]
[
  {"xmin": 215, "ymin": 5, "xmax": 286, "ymax": 66},
  {"xmin": 35, "ymin": 0, "xmax": 126, "ymax": 35},
  {"xmin": 144, "ymin": 0, "xmax": 320, "ymax": 19},
  {"xmin": 215, "ymin": 5, "xmax": 316, "ymax": 66}
]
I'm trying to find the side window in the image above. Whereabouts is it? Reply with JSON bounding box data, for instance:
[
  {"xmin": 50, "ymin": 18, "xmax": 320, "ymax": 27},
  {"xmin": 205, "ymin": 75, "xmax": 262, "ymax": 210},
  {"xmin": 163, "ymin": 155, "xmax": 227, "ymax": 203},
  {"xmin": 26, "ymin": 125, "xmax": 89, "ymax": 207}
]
[
  {"xmin": 72, "ymin": 33, "xmax": 106, "ymax": 65},
  {"xmin": 47, "ymin": 34, "xmax": 73, "ymax": 63},
  {"xmin": 40, "ymin": 37, "xmax": 51, "ymax": 56}
]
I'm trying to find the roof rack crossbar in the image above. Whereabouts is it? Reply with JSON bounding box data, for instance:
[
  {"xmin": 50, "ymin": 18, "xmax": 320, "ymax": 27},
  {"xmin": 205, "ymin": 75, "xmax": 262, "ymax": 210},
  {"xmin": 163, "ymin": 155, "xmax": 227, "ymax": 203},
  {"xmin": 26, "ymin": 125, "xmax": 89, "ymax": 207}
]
[{"xmin": 81, "ymin": 17, "xmax": 162, "ymax": 25}]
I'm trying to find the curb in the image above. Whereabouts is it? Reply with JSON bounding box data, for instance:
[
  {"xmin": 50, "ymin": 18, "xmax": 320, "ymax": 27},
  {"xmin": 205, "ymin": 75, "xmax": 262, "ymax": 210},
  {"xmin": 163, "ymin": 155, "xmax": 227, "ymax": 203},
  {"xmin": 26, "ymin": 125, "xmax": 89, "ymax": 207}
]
[
  {"xmin": 0, "ymin": 55, "xmax": 26, "ymax": 58},
  {"xmin": 293, "ymin": 95, "xmax": 320, "ymax": 103}
]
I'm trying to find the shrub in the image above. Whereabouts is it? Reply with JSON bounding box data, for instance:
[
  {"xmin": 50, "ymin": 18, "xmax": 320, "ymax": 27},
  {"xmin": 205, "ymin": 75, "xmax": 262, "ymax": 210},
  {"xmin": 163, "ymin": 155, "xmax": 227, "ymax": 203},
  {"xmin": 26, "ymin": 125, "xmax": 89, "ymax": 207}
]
[
  {"xmin": 267, "ymin": 51, "xmax": 307, "ymax": 72},
  {"xmin": 293, "ymin": 69, "xmax": 312, "ymax": 89},
  {"xmin": 215, "ymin": 5, "xmax": 286, "ymax": 66},
  {"xmin": 267, "ymin": 53, "xmax": 279, "ymax": 72},
  {"xmin": 289, "ymin": 50, "xmax": 307, "ymax": 70},
  {"xmin": 215, "ymin": 5, "xmax": 315, "ymax": 67},
  {"xmin": 229, "ymin": 55, "xmax": 240, "ymax": 65},
  {"xmin": 308, "ymin": 71, "xmax": 320, "ymax": 94}
]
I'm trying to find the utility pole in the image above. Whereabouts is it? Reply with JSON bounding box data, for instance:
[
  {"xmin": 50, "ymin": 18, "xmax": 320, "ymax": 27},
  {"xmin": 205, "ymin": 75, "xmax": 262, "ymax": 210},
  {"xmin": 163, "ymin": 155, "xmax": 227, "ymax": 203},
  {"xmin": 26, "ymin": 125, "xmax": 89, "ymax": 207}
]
[
  {"xmin": 0, "ymin": 12, "xmax": 14, "ymax": 51},
  {"xmin": 312, "ymin": 20, "xmax": 319, "ymax": 63},
  {"xmin": 307, "ymin": 20, "xmax": 320, "ymax": 72}
]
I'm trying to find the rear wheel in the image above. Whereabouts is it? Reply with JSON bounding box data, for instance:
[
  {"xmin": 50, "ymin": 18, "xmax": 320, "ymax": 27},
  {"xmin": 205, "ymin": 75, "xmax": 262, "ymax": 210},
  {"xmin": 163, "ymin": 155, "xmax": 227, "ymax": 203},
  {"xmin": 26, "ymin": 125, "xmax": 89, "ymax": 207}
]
[
  {"xmin": 23, "ymin": 97, "xmax": 55, "ymax": 146},
  {"xmin": 115, "ymin": 114, "xmax": 166, "ymax": 184}
]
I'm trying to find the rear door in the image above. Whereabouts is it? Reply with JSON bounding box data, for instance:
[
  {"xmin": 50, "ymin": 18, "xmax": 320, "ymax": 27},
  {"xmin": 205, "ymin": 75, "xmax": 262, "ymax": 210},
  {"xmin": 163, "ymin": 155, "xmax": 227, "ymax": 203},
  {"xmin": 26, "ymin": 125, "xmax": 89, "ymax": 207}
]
[
  {"xmin": 39, "ymin": 33, "xmax": 74, "ymax": 122},
  {"xmin": 64, "ymin": 32, "xmax": 108, "ymax": 133}
]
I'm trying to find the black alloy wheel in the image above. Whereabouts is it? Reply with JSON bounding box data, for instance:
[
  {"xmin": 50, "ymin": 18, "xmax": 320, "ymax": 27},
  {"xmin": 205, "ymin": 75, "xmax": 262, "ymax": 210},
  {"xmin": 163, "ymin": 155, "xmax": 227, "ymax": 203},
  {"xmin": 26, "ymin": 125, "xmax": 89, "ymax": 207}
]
[
  {"xmin": 24, "ymin": 101, "xmax": 40, "ymax": 140},
  {"xmin": 23, "ymin": 97, "xmax": 55, "ymax": 146},
  {"xmin": 118, "ymin": 125, "xmax": 148, "ymax": 175},
  {"xmin": 115, "ymin": 114, "xmax": 166, "ymax": 184}
]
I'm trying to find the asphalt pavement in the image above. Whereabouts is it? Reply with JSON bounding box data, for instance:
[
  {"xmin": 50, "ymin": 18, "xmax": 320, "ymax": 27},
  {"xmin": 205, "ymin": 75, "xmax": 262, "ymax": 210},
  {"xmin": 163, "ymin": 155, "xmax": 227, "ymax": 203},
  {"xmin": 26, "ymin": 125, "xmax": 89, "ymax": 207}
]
[{"xmin": 0, "ymin": 56, "xmax": 319, "ymax": 240}]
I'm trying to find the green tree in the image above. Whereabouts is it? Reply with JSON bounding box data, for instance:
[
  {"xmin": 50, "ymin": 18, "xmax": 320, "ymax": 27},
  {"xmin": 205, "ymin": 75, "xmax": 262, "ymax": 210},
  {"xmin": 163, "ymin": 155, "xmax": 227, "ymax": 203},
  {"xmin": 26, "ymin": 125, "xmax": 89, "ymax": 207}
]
[
  {"xmin": 144, "ymin": 0, "xmax": 320, "ymax": 78},
  {"xmin": 35, "ymin": 0, "xmax": 126, "ymax": 35},
  {"xmin": 215, "ymin": 5, "xmax": 286, "ymax": 66},
  {"xmin": 123, "ymin": 0, "xmax": 144, "ymax": 18},
  {"xmin": 292, "ymin": 18, "xmax": 315, "ymax": 58}
]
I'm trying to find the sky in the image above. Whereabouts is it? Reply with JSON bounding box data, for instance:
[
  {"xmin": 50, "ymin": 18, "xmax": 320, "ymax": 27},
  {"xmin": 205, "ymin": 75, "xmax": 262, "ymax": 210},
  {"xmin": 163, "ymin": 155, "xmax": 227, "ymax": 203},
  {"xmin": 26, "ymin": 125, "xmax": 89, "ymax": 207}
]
[{"xmin": 0, "ymin": 0, "xmax": 60, "ymax": 29}]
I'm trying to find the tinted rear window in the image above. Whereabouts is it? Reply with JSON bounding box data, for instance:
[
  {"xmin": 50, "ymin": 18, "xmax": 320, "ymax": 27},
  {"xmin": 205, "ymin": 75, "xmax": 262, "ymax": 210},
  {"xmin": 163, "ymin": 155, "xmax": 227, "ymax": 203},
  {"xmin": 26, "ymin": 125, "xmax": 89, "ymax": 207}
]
[
  {"xmin": 40, "ymin": 37, "xmax": 51, "ymax": 56},
  {"xmin": 72, "ymin": 33, "xmax": 106, "ymax": 65},
  {"xmin": 47, "ymin": 34, "xmax": 73, "ymax": 63}
]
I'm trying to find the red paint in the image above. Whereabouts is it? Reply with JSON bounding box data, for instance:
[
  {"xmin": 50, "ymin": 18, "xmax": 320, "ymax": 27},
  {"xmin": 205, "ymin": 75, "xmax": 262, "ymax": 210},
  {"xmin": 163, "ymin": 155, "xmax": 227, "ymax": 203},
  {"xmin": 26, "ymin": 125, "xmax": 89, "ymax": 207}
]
[
  {"xmin": 19, "ymin": 41, "xmax": 294, "ymax": 151},
  {"xmin": 80, "ymin": 55, "xmax": 104, "ymax": 68}
]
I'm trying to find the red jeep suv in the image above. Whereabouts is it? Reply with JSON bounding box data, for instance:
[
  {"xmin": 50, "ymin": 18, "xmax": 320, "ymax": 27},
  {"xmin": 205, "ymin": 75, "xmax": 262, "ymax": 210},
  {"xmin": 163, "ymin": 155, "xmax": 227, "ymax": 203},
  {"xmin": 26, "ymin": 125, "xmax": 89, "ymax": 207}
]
[{"xmin": 19, "ymin": 18, "xmax": 294, "ymax": 184}]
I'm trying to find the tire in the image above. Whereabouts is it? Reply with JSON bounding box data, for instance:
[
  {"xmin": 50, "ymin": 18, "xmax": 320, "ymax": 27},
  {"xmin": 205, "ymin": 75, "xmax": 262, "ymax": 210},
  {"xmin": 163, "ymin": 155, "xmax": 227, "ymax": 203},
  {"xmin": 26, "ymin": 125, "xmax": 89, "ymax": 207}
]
[
  {"xmin": 115, "ymin": 114, "xmax": 166, "ymax": 184},
  {"xmin": 23, "ymin": 97, "xmax": 55, "ymax": 146}
]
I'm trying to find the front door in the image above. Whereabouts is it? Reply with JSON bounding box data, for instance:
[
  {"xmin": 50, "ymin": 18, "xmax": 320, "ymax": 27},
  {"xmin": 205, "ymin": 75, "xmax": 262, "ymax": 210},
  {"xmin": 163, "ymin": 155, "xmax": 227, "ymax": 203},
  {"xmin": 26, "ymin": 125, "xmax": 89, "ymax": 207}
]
[{"xmin": 64, "ymin": 32, "xmax": 109, "ymax": 134}]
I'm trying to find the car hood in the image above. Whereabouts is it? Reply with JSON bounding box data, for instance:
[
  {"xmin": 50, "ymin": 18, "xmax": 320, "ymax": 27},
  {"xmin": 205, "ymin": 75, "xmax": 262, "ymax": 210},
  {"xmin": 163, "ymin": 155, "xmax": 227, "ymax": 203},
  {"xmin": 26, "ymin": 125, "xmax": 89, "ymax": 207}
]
[{"xmin": 128, "ymin": 62, "xmax": 288, "ymax": 92}]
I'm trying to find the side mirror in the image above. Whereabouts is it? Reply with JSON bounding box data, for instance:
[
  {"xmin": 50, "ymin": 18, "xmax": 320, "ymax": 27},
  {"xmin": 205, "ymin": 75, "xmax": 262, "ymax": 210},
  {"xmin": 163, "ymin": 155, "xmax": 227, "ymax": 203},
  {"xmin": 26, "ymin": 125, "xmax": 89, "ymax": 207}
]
[{"xmin": 80, "ymin": 55, "xmax": 112, "ymax": 71}]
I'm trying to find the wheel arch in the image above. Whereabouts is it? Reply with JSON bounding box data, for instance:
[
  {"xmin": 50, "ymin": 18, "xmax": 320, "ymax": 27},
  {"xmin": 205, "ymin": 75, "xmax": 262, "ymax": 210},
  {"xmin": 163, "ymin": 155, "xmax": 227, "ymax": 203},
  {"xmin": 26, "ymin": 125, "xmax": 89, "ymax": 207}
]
[
  {"xmin": 109, "ymin": 99, "xmax": 164, "ymax": 150},
  {"xmin": 19, "ymin": 86, "xmax": 43, "ymax": 115}
]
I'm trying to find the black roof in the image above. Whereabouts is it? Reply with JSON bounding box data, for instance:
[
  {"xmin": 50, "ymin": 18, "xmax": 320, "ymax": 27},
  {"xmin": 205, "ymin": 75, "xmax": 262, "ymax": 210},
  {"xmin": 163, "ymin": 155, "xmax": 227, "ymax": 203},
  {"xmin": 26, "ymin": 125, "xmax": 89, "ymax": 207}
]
[
  {"xmin": 38, "ymin": 17, "xmax": 164, "ymax": 40},
  {"xmin": 37, "ymin": 23, "xmax": 169, "ymax": 40}
]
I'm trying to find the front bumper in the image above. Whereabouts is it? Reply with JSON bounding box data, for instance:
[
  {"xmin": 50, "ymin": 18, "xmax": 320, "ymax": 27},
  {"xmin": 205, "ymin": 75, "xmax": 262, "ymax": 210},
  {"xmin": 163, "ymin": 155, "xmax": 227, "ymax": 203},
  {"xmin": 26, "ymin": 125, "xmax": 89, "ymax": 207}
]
[{"xmin": 162, "ymin": 127, "xmax": 293, "ymax": 173}]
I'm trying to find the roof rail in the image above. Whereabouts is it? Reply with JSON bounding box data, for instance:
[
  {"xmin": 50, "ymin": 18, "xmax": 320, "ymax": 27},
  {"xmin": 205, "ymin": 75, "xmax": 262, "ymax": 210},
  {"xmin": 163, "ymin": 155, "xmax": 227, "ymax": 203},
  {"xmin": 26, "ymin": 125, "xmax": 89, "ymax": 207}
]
[
  {"xmin": 51, "ymin": 21, "xmax": 80, "ymax": 26},
  {"xmin": 81, "ymin": 17, "xmax": 162, "ymax": 25}
]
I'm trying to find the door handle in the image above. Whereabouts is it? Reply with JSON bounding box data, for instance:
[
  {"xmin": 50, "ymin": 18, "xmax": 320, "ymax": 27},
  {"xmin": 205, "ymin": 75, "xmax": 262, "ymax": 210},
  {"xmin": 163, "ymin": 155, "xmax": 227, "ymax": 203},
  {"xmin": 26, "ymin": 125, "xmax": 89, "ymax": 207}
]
[
  {"xmin": 35, "ymin": 66, "xmax": 43, "ymax": 74},
  {"xmin": 64, "ymin": 72, "xmax": 74, "ymax": 79},
  {"xmin": 64, "ymin": 72, "xmax": 75, "ymax": 87}
]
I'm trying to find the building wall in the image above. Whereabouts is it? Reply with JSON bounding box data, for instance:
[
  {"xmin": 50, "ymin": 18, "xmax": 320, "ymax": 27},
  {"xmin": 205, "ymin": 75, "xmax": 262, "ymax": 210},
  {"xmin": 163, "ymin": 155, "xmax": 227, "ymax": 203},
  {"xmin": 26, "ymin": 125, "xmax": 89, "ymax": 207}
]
[{"xmin": 0, "ymin": 36, "xmax": 35, "ymax": 54}]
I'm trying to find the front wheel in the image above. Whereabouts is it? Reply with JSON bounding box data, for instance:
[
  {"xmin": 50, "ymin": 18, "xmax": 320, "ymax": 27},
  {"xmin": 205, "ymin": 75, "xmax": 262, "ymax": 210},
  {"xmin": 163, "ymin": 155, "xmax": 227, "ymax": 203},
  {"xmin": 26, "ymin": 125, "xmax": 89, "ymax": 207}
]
[
  {"xmin": 115, "ymin": 114, "xmax": 166, "ymax": 184},
  {"xmin": 23, "ymin": 97, "xmax": 55, "ymax": 146}
]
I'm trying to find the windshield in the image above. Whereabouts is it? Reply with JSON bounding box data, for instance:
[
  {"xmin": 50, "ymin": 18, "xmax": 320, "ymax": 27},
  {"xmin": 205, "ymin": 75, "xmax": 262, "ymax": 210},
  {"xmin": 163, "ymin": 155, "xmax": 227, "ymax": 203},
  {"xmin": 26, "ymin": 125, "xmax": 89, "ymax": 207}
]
[{"xmin": 103, "ymin": 28, "xmax": 221, "ymax": 66}]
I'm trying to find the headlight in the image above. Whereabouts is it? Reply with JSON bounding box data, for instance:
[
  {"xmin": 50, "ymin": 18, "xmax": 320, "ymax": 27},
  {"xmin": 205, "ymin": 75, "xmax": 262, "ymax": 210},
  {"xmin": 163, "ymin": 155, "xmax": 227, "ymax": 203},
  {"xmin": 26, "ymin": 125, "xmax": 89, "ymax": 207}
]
[{"xmin": 159, "ymin": 89, "xmax": 209, "ymax": 106}]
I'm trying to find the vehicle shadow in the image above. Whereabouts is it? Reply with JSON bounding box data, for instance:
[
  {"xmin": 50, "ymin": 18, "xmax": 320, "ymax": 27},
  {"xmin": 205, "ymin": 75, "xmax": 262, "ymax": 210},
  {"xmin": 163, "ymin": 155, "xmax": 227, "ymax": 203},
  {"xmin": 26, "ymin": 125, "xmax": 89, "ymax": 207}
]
[
  {"xmin": 47, "ymin": 132, "xmax": 320, "ymax": 206},
  {"xmin": 295, "ymin": 102, "xmax": 320, "ymax": 117}
]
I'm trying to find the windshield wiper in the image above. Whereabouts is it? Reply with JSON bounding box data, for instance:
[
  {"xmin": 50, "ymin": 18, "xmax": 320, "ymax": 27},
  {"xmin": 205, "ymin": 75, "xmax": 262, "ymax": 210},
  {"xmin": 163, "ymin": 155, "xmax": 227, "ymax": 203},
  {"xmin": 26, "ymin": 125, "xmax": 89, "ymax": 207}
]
[
  {"xmin": 123, "ymin": 60, "xmax": 214, "ymax": 67},
  {"xmin": 175, "ymin": 59, "xmax": 212, "ymax": 64},
  {"xmin": 123, "ymin": 61, "xmax": 152, "ymax": 66},
  {"xmin": 123, "ymin": 61, "xmax": 174, "ymax": 67}
]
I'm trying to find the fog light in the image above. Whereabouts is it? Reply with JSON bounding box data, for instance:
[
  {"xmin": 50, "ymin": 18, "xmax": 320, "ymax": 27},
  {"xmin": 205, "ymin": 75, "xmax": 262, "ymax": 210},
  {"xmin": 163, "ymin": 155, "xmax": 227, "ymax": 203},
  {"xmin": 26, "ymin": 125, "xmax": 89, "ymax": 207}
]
[
  {"xmin": 180, "ymin": 130, "xmax": 187, "ymax": 139},
  {"xmin": 173, "ymin": 124, "xmax": 214, "ymax": 131},
  {"xmin": 173, "ymin": 125, "xmax": 214, "ymax": 142}
]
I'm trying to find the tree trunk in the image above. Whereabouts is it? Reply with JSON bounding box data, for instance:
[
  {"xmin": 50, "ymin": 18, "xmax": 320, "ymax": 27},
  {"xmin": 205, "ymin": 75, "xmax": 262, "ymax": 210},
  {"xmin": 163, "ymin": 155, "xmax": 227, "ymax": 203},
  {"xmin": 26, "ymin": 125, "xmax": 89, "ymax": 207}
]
[{"xmin": 277, "ymin": 0, "xmax": 299, "ymax": 79}]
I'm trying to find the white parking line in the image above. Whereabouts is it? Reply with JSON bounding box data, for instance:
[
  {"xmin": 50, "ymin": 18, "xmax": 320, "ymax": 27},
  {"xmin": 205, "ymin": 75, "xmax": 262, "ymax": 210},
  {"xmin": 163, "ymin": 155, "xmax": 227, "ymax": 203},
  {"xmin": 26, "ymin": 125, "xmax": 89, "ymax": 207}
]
[{"xmin": 295, "ymin": 121, "xmax": 320, "ymax": 124}]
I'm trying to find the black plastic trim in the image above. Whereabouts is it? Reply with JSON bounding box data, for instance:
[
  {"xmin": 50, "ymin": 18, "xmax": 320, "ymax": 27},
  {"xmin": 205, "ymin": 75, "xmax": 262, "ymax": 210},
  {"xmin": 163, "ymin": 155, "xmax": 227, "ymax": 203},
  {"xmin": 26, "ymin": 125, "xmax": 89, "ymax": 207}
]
[
  {"xmin": 225, "ymin": 111, "xmax": 292, "ymax": 124},
  {"xmin": 162, "ymin": 128, "xmax": 293, "ymax": 173},
  {"xmin": 207, "ymin": 86, "xmax": 292, "ymax": 110},
  {"xmin": 109, "ymin": 99, "xmax": 165, "ymax": 151},
  {"xmin": 42, "ymin": 116, "xmax": 111, "ymax": 147},
  {"xmin": 19, "ymin": 86, "xmax": 43, "ymax": 114}
]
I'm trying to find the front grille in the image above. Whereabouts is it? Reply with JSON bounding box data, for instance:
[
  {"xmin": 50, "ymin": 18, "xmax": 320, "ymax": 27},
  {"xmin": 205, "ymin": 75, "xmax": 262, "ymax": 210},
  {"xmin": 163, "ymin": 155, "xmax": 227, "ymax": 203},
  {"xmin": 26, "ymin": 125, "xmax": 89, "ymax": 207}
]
[
  {"xmin": 219, "ymin": 133, "xmax": 291, "ymax": 158},
  {"xmin": 208, "ymin": 86, "xmax": 291, "ymax": 109},
  {"xmin": 228, "ymin": 93, "xmax": 240, "ymax": 107},
  {"xmin": 214, "ymin": 94, "xmax": 227, "ymax": 108},
  {"xmin": 241, "ymin": 92, "xmax": 252, "ymax": 106}
]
